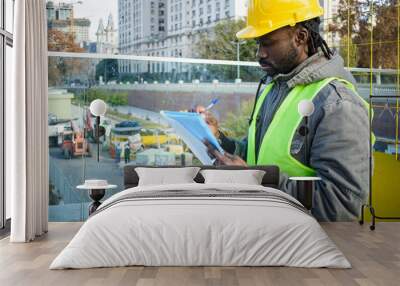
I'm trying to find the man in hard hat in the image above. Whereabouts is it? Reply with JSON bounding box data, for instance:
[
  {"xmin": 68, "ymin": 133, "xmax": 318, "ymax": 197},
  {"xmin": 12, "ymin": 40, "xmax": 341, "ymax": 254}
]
[{"xmin": 203, "ymin": 0, "xmax": 371, "ymax": 221}]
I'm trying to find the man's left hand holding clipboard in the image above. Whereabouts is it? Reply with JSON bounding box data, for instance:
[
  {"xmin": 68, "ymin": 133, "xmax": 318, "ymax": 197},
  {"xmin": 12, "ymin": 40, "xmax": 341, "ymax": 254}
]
[
  {"xmin": 193, "ymin": 105, "xmax": 248, "ymax": 167},
  {"xmin": 160, "ymin": 110, "xmax": 224, "ymax": 165}
]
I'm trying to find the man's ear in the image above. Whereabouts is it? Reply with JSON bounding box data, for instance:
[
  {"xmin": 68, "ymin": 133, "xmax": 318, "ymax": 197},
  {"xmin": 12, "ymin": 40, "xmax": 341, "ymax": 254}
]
[
  {"xmin": 294, "ymin": 26, "xmax": 310, "ymax": 53},
  {"xmin": 295, "ymin": 27, "xmax": 309, "ymax": 45}
]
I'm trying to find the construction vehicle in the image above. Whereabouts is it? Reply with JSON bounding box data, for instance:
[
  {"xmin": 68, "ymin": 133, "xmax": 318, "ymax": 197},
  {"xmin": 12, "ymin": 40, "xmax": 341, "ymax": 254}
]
[
  {"xmin": 109, "ymin": 124, "xmax": 170, "ymax": 148},
  {"xmin": 61, "ymin": 120, "xmax": 90, "ymax": 159},
  {"xmin": 110, "ymin": 121, "xmax": 141, "ymax": 143},
  {"xmin": 48, "ymin": 113, "xmax": 73, "ymax": 147},
  {"xmin": 140, "ymin": 128, "xmax": 169, "ymax": 147},
  {"xmin": 108, "ymin": 121, "xmax": 142, "ymax": 159}
]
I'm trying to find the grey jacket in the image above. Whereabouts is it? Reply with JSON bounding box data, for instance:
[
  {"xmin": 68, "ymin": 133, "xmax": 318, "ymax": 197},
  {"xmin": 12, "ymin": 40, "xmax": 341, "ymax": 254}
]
[{"xmin": 220, "ymin": 52, "xmax": 370, "ymax": 221}]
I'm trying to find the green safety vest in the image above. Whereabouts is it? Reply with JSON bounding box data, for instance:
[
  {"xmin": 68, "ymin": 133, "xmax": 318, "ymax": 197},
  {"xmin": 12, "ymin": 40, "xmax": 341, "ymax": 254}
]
[{"xmin": 247, "ymin": 77, "xmax": 374, "ymax": 177}]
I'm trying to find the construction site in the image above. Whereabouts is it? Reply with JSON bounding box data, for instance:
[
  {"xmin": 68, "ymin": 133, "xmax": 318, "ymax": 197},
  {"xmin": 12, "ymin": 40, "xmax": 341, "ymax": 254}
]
[{"xmin": 43, "ymin": 0, "xmax": 400, "ymax": 222}]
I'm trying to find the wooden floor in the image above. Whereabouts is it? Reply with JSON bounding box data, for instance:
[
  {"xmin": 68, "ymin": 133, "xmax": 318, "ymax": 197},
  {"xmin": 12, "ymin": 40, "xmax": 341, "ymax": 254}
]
[{"xmin": 0, "ymin": 222, "xmax": 399, "ymax": 286}]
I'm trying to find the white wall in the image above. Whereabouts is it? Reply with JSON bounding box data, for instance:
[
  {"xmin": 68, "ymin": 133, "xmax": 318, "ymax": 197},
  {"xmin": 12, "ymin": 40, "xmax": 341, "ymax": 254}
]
[{"xmin": 5, "ymin": 46, "xmax": 13, "ymax": 220}]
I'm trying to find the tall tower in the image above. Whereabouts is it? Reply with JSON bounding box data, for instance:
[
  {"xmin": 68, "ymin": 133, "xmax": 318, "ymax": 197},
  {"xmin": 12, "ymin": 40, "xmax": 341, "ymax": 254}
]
[
  {"xmin": 105, "ymin": 14, "xmax": 117, "ymax": 52},
  {"xmin": 96, "ymin": 19, "xmax": 105, "ymax": 53}
]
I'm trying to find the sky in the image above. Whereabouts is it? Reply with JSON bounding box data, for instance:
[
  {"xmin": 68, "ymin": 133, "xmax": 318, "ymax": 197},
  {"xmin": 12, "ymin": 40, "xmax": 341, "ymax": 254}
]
[{"xmin": 54, "ymin": 0, "xmax": 118, "ymax": 41}]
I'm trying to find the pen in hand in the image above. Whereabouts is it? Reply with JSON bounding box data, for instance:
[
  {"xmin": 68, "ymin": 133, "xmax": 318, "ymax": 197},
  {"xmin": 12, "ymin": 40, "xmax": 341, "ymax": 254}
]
[
  {"xmin": 205, "ymin": 98, "xmax": 219, "ymax": 111},
  {"xmin": 197, "ymin": 99, "xmax": 219, "ymax": 119},
  {"xmin": 189, "ymin": 99, "xmax": 219, "ymax": 113}
]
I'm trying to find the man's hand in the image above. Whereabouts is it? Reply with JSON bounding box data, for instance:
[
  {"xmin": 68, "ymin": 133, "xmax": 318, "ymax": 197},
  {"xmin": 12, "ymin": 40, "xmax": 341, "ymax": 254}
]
[
  {"xmin": 204, "ymin": 140, "xmax": 247, "ymax": 166},
  {"xmin": 194, "ymin": 105, "xmax": 220, "ymax": 138}
]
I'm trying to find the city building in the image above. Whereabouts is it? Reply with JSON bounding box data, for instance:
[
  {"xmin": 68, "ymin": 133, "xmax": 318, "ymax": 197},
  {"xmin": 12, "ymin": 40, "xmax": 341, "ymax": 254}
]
[
  {"xmin": 46, "ymin": 1, "xmax": 91, "ymax": 47},
  {"xmin": 322, "ymin": 0, "xmax": 341, "ymax": 51},
  {"xmin": 96, "ymin": 14, "xmax": 119, "ymax": 54},
  {"xmin": 118, "ymin": 0, "xmax": 247, "ymax": 75}
]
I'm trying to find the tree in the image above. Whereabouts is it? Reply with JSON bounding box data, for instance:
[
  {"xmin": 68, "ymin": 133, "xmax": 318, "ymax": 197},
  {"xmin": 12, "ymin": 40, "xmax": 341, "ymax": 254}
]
[
  {"xmin": 197, "ymin": 19, "xmax": 257, "ymax": 61},
  {"xmin": 331, "ymin": 0, "xmax": 398, "ymax": 69},
  {"xmin": 197, "ymin": 19, "xmax": 260, "ymax": 81},
  {"xmin": 48, "ymin": 29, "xmax": 90, "ymax": 86},
  {"xmin": 48, "ymin": 30, "xmax": 85, "ymax": 52},
  {"xmin": 76, "ymin": 88, "xmax": 128, "ymax": 106},
  {"xmin": 95, "ymin": 59, "xmax": 120, "ymax": 82},
  {"xmin": 339, "ymin": 36, "xmax": 359, "ymax": 67},
  {"xmin": 371, "ymin": 0, "xmax": 398, "ymax": 69},
  {"xmin": 221, "ymin": 100, "xmax": 253, "ymax": 139}
]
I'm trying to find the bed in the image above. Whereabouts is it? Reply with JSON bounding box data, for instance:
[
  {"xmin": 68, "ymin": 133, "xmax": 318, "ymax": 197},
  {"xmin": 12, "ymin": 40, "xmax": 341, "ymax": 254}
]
[{"xmin": 50, "ymin": 165, "xmax": 350, "ymax": 269}]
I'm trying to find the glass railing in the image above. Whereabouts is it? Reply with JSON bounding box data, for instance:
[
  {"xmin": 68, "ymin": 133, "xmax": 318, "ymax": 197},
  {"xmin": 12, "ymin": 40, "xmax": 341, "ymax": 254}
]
[{"xmin": 48, "ymin": 52, "xmax": 400, "ymax": 221}]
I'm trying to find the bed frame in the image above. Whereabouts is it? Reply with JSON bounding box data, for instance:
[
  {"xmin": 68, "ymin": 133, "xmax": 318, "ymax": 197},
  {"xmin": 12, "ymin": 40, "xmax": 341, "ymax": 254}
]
[
  {"xmin": 123, "ymin": 165, "xmax": 280, "ymax": 190},
  {"xmin": 123, "ymin": 165, "xmax": 315, "ymax": 211}
]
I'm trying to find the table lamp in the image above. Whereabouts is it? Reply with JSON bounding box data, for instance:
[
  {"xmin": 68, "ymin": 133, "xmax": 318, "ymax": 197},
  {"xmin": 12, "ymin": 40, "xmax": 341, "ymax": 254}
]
[
  {"xmin": 298, "ymin": 99, "xmax": 315, "ymax": 163},
  {"xmin": 291, "ymin": 99, "xmax": 318, "ymax": 211},
  {"xmin": 89, "ymin": 99, "xmax": 107, "ymax": 162}
]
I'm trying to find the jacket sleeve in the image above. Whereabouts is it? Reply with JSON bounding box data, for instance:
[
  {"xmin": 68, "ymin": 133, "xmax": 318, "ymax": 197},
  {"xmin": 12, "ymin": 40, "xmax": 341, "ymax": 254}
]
[
  {"xmin": 219, "ymin": 131, "xmax": 248, "ymax": 160},
  {"xmin": 279, "ymin": 83, "xmax": 370, "ymax": 221}
]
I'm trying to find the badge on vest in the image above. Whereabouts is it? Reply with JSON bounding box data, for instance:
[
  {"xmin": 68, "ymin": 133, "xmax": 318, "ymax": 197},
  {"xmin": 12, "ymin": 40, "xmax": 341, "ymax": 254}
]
[{"xmin": 291, "ymin": 138, "xmax": 304, "ymax": 155}]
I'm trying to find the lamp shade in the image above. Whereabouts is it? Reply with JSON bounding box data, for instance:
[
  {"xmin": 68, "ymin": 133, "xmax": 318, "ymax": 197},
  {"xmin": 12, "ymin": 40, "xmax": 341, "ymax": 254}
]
[
  {"xmin": 298, "ymin": 99, "xmax": 315, "ymax": 117},
  {"xmin": 90, "ymin": 99, "xmax": 107, "ymax": 117}
]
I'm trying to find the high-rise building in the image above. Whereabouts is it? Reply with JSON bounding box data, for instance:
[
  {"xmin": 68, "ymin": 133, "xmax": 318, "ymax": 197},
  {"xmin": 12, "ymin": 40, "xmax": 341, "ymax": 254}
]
[
  {"xmin": 322, "ymin": 0, "xmax": 341, "ymax": 51},
  {"xmin": 46, "ymin": 1, "xmax": 91, "ymax": 47},
  {"xmin": 118, "ymin": 0, "xmax": 247, "ymax": 75},
  {"xmin": 96, "ymin": 14, "xmax": 118, "ymax": 54},
  {"xmin": 46, "ymin": 0, "xmax": 72, "ymax": 21}
]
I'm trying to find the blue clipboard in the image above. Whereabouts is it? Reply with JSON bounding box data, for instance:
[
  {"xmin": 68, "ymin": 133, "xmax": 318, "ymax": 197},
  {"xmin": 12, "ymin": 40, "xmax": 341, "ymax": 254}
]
[{"xmin": 160, "ymin": 111, "xmax": 224, "ymax": 165}]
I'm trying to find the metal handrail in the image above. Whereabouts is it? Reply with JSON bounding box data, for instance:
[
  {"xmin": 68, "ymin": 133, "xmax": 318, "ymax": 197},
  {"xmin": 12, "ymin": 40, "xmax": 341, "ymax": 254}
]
[{"xmin": 48, "ymin": 51, "xmax": 400, "ymax": 74}]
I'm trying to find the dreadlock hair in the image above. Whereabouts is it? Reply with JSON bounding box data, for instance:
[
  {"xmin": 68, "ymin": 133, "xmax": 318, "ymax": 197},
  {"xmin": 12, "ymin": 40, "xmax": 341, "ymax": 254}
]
[{"xmin": 300, "ymin": 17, "xmax": 333, "ymax": 59}]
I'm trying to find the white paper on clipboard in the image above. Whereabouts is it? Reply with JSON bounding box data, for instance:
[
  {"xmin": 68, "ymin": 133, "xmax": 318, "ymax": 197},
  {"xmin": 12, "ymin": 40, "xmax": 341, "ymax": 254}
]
[{"xmin": 160, "ymin": 111, "xmax": 224, "ymax": 165}]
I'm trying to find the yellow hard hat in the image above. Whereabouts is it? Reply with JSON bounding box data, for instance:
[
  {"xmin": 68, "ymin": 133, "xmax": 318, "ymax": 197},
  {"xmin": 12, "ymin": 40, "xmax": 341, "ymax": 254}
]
[{"xmin": 237, "ymin": 0, "xmax": 324, "ymax": 39}]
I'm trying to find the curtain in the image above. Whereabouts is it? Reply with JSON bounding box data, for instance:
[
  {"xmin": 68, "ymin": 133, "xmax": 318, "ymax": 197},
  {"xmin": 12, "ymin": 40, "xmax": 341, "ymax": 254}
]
[{"xmin": 8, "ymin": 0, "xmax": 49, "ymax": 242}]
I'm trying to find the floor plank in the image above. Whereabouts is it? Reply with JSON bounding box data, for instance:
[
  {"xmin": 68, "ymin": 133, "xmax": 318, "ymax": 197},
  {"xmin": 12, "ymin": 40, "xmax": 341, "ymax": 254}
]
[{"xmin": 0, "ymin": 222, "xmax": 399, "ymax": 286}]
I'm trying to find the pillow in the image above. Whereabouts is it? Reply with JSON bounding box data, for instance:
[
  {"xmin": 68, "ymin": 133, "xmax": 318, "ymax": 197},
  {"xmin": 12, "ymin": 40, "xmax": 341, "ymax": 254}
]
[
  {"xmin": 136, "ymin": 167, "xmax": 201, "ymax": 186},
  {"xmin": 200, "ymin": 169, "xmax": 266, "ymax": 185}
]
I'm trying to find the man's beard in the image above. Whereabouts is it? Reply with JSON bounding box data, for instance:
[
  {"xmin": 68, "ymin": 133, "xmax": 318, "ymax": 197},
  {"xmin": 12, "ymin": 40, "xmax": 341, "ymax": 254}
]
[{"xmin": 259, "ymin": 44, "xmax": 299, "ymax": 77}]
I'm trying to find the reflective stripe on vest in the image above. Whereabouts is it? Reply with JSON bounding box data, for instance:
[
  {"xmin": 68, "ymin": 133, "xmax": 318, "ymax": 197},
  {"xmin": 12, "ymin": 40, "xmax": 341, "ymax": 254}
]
[{"xmin": 246, "ymin": 77, "xmax": 374, "ymax": 177}]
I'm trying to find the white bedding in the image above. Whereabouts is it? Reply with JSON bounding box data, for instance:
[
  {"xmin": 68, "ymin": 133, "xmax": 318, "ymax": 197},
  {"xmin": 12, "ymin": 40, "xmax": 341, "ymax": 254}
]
[{"xmin": 50, "ymin": 183, "xmax": 351, "ymax": 269}]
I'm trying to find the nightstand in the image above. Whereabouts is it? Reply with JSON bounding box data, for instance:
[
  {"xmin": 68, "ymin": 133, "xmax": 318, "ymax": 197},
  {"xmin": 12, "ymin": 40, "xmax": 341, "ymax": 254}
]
[
  {"xmin": 289, "ymin": 177, "xmax": 321, "ymax": 210},
  {"xmin": 77, "ymin": 180, "xmax": 117, "ymax": 215}
]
